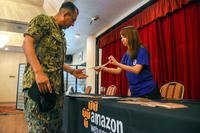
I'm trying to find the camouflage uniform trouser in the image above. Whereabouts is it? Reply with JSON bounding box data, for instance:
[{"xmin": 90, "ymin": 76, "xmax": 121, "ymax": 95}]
[{"xmin": 23, "ymin": 90, "xmax": 64, "ymax": 133}]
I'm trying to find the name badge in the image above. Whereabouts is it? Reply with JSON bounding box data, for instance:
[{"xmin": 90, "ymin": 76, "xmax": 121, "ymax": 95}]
[{"xmin": 133, "ymin": 59, "xmax": 137, "ymax": 65}]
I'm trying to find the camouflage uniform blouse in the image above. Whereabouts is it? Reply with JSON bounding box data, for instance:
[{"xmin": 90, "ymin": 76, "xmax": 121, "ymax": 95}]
[{"xmin": 23, "ymin": 14, "xmax": 66, "ymax": 94}]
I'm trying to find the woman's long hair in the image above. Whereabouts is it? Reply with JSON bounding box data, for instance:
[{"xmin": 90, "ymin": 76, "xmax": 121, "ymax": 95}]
[{"xmin": 120, "ymin": 26, "xmax": 142, "ymax": 60}]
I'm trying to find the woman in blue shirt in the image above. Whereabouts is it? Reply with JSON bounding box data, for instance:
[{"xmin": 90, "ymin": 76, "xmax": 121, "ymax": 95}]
[{"xmin": 96, "ymin": 26, "xmax": 161, "ymax": 99}]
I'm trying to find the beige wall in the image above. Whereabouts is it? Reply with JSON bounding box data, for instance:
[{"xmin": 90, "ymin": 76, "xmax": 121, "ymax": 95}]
[{"xmin": 0, "ymin": 51, "xmax": 26, "ymax": 102}]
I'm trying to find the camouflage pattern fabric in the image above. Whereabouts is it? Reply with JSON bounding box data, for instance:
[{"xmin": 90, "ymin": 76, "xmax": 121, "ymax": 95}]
[
  {"xmin": 23, "ymin": 14, "xmax": 66, "ymax": 94},
  {"xmin": 24, "ymin": 90, "xmax": 64, "ymax": 133},
  {"xmin": 22, "ymin": 14, "xmax": 66, "ymax": 132}
]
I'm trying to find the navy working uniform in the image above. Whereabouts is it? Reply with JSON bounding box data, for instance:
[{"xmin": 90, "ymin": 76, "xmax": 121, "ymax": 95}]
[{"xmin": 23, "ymin": 14, "xmax": 66, "ymax": 133}]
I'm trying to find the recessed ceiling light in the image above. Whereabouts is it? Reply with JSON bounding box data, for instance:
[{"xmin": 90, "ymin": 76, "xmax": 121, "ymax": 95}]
[
  {"xmin": 74, "ymin": 34, "xmax": 80, "ymax": 38},
  {"xmin": 0, "ymin": 35, "xmax": 10, "ymax": 48},
  {"xmin": 90, "ymin": 15, "xmax": 100, "ymax": 24},
  {"xmin": 4, "ymin": 47, "xmax": 9, "ymax": 50}
]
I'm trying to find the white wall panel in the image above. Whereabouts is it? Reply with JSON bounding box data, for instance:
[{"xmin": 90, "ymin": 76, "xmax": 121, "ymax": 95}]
[{"xmin": 0, "ymin": 51, "xmax": 26, "ymax": 102}]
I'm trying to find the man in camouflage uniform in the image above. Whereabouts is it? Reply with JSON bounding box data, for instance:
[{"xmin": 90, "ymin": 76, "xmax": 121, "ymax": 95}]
[{"xmin": 22, "ymin": 2, "xmax": 87, "ymax": 133}]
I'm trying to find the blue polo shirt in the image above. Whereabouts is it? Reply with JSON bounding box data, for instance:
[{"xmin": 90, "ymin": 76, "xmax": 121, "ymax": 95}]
[{"xmin": 121, "ymin": 47, "xmax": 157, "ymax": 97}]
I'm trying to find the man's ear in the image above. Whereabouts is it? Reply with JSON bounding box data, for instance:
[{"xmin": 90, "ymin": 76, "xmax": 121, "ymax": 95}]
[
  {"xmin": 59, "ymin": 9, "xmax": 68, "ymax": 17},
  {"xmin": 61, "ymin": 9, "xmax": 70, "ymax": 17},
  {"xmin": 64, "ymin": 12, "xmax": 71, "ymax": 18}
]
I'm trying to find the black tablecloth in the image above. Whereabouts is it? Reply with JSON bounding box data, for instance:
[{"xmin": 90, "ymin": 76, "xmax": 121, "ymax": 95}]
[{"xmin": 62, "ymin": 96, "xmax": 200, "ymax": 133}]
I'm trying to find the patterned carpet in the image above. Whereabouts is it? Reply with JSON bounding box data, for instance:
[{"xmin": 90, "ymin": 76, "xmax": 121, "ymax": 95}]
[{"xmin": 0, "ymin": 103, "xmax": 23, "ymax": 115}]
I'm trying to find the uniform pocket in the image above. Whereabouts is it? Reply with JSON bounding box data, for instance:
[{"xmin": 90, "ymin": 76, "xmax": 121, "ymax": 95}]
[{"xmin": 52, "ymin": 32, "xmax": 62, "ymax": 43}]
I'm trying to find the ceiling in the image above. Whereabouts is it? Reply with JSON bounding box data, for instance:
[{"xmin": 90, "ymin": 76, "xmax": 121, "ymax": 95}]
[{"xmin": 0, "ymin": 0, "xmax": 150, "ymax": 54}]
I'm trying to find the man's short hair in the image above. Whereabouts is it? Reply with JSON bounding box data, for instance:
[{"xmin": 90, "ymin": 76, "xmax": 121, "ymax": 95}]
[{"xmin": 59, "ymin": 1, "xmax": 79, "ymax": 14}]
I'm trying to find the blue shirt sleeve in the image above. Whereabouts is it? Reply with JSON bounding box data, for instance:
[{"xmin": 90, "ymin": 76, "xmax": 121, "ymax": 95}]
[
  {"xmin": 120, "ymin": 52, "xmax": 127, "ymax": 64},
  {"xmin": 136, "ymin": 47, "xmax": 150, "ymax": 66}
]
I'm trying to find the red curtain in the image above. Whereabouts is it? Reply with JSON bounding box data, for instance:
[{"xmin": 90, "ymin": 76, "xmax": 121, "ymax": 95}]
[
  {"xmin": 101, "ymin": 40, "xmax": 128, "ymax": 96},
  {"xmin": 99, "ymin": 1, "xmax": 200, "ymax": 99},
  {"xmin": 99, "ymin": 0, "xmax": 193, "ymax": 48}
]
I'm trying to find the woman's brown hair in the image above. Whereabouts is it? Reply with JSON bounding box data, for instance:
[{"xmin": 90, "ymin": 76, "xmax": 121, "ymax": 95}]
[{"xmin": 120, "ymin": 26, "xmax": 141, "ymax": 60}]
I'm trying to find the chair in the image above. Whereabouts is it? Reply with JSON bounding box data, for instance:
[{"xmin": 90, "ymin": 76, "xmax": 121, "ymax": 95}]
[
  {"xmin": 106, "ymin": 85, "xmax": 117, "ymax": 96},
  {"xmin": 160, "ymin": 82, "xmax": 184, "ymax": 100},
  {"xmin": 100, "ymin": 86, "xmax": 106, "ymax": 95},
  {"xmin": 65, "ymin": 86, "xmax": 74, "ymax": 95},
  {"xmin": 127, "ymin": 88, "xmax": 131, "ymax": 96},
  {"xmin": 85, "ymin": 86, "xmax": 92, "ymax": 94}
]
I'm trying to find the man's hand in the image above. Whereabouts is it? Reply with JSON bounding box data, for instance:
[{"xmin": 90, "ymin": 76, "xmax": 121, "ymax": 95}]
[
  {"xmin": 35, "ymin": 71, "xmax": 52, "ymax": 94},
  {"xmin": 73, "ymin": 69, "xmax": 88, "ymax": 79}
]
